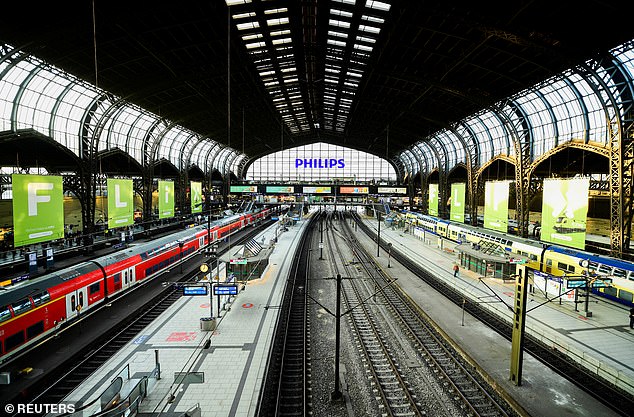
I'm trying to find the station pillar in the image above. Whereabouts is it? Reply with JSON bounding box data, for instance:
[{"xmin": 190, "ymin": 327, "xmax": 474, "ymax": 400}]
[{"xmin": 510, "ymin": 265, "xmax": 528, "ymax": 386}]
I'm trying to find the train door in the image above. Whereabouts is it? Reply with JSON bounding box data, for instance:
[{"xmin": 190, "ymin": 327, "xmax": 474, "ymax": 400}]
[
  {"xmin": 122, "ymin": 267, "xmax": 135, "ymax": 289},
  {"xmin": 213, "ymin": 231, "xmax": 218, "ymax": 242},
  {"xmin": 65, "ymin": 287, "xmax": 88, "ymax": 318},
  {"xmin": 199, "ymin": 236, "xmax": 205, "ymax": 248}
]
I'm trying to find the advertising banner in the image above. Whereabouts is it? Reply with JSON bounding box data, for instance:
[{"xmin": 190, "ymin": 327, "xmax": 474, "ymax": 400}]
[
  {"xmin": 540, "ymin": 178, "xmax": 589, "ymax": 249},
  {"xmin": 303, "ymin": 186, "xmax": 331, "ymax": 194},
  {"xmin": 107, "ymin": 178, "xmax": 134, "ymax": 229},
  {"xmin": 377, "ymin": 187, "xmax": 407, "ymax": 194},
  {"xmin": 230, "ymin": 185, "xmax": 257, "ymax": 193},
  {"xmin": 158, "ymin": 180, "xmax": 175, "ymax": 219},
  {"xmin": 266, "ymin": 186, "xmax": 294, "ymax": 193},
  {"xmin": 339, "ymin": 186, "xmax": 369, "ymax": 194},
  {"xmin": 483, "ymin": 181, "xmax": 509, "ymax": 233},
  {"xmin": 428, "ymin": 184, "xmax": 438, "ymax": 216},
  {"xmin": 191, "ymin": 181, "xmax": 202, "ymax": 213},
  {"xmin": 449, "ymin": 183, "xmax": 466, "ymax": 223},
  {"xmin": 12, "ymin": 174, "xmax": 64, "ymax": 247}
]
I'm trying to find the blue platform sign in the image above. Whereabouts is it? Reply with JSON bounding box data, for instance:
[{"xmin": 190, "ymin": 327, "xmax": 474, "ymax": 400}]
[
  {"xmin": 183, "ymin": 286, "xmax": 208, "ymax": 296},
  {"xmin": 214, "ymin": 284, "xmax": 238, "ymax": 296}
]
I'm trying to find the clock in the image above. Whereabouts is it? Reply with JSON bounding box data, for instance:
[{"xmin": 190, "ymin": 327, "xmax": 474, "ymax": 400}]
[{"xmin": 200, "ymin": 263, "xmax": 209, "ymax": 273}]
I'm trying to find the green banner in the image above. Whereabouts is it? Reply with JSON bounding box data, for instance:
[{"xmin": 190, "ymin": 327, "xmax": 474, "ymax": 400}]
[
  {"xmin": 483, "ymin": 181, "xmax": 509, "ymax": 233},
  {"xmin": 428, "ymin": 184, "xmax": 439, "ymax": 216},
  {"xmin": 450, "ymin": 183, "xmax": 466, "ymax": 223},
  {"xmin": 191, "ymin": 181, "xmax": 202, "ymax": 213},
  {"xmin": 107, "ymin": 179, "xmax": 134, "ymax": 229},
  {"xmin": 12, "ymin": 174, "xmax": 64, "ymax": 247},
  {"xmin": 541, "ymin": 178, "xmax": 589, "ymax": 249},
  {"xmin": 158, "ymin": 180, "xmax": 175, "ymax": 219}
]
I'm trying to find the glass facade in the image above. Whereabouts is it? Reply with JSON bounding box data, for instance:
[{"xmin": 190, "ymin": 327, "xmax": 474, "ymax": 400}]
[{"xmin": 246, "ymin": 142, "xmax": 396, "ymax": 182}]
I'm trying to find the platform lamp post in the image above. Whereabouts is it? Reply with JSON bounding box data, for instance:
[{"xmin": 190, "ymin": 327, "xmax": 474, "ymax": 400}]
[
  {"xmin": 377, "ymin": 211, "xmax": 381, "ymax": 257},
  {"xmin": 387, "ymin": 242, "xmax": 392, "ymax": 268}
]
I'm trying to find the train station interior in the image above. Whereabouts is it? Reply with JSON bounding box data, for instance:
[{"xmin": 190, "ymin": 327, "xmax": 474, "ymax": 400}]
[{"xmin": 1, "ymin": 1, "xmax": 634, "ymax": 416}]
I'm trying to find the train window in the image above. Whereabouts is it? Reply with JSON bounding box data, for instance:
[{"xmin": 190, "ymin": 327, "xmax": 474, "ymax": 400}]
[
  {"xmin": 32, "ymin": 292, "xmax": 51, "ymax": 306},
  {"xmin": 614, "ymin": 269, "xmax": 627, "ymax": 278},
  {"xmin": 11, "ymin": 299, "xmax": 32, "ymax": 316},
  {"xmin": 146, "ymin": 268, "xmax": 152, "ymax": 276},
  {"xmin": 89, "ymin": 283, "xmax": 100, "ymax": 295},
  {"xmin": 530, "ymin": 254, "xmax": 537, "ymax": 261},
  {"xmin": 4, "ymin": 331, "xmax": 25, "ymax": 352},
  {"xmin": 114, "ymin": 274, "xmax": 121, "ymax": 283},
  {"xmin": 79, "ymin": 292, "xmax": 84, "ymax": 307},
  {"xmin": 26, "ymin": 321, "xmax": 44, "ymax": 339},
  {"xmin": 0, "ymin": 306, "xmax": 10, "ymax": 323},
  {"xmin": 546, "ymin": 259, "xmax": 552, "ymax": 267},
  {"xmin": 557, "ymin": 262, "xmax": 574, "ymax": 273},
  {"xmin": 603, "ymin": 287, "xmax": 617, "ymax": 297},
  {"xmin": 124, "ymin": 271, "xmax": 128, "ymax": 284},
  {"xmin": 588, "ymin": 261, "xmax": 599, "ymax": 272},
  {"xmin": 618, "ymin": 289, "xmax": 633, "ymax": 304},
  {"xmin": 71, "ymin": 295, "xmax": 76, "ymax": 311},
  {"xmin": 598, "ymin": 264, "xmax": 612, "ymax": 274}
]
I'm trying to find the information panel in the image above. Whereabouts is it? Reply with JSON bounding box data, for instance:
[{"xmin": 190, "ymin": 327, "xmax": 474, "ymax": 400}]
[
  {"xmin": 428, "ymin": 184, "xmax": 439, "ymax": 216},
  {"xmin": 303, "ymin": 186, "xmax": 331, "ymax": 194},
  {"xmin": 483, "ymin": 181, "xmax": 509, "ymax": 233},
  {"xmin": 191, "ymin": 181, "xmax": 202, "ymax": 213},
  {"xmin": 107, "ymin": 178, "xmax": 134, "ymax": 229},
  {"xmin": 377, "ymin": 187, "xmax": 407, "ymax": 194},
  {"xmin": 183, "ymin": 286, "xmax": 208, "ymax": 296},
  {"xmin": 339, "ymin": 186, "xmax": 369, "ymax": 194},
  {"xmin": 12, "ymin": 174, "xmax": 64, "ymax": 247},
  {"xmin": 230, "ymin": 185, "xmax": 257, "ymax": 193},
  {"xmin": 214, "ymin": 284, "xmax": 238, "ymax": 296},
  {"xmin": 449, "ymin": 183, "xmax": 466, "ymax": 223},
  {"xmin": 266, "ymin": 186, "xmax": 294, "ymax": 193},
  {"xmin": 540, "ymin": 178, "xmax": 589, "ymax": 249},
  {"xmin": 158, "ymin": 180, "xmax": 175, "ymax": 219}
]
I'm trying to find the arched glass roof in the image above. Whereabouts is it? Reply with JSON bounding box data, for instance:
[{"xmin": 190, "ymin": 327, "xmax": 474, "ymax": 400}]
[
  {"xmin": 246, "ymin": 142, "xmax": 396, "ymax": 182},
  {"xmin": 0, "ymin": 44, "xmax": 244, "ymax": 176}
]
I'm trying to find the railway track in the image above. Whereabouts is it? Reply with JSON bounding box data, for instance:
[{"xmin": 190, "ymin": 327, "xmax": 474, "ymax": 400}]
[
  {"xmin": 256, "ymin": 213, "xmax": 316, "ymax": 417},
  {"xmin": 353, "ymin": 211, "xmax": 634, "ymax": 416},
  {"xmin": 324, "ymin": 211, "xmax": 514, "ymax": 416},
  {"xmin": 15, "ymin": 223, "xmax": 272, "ymax": 413}
]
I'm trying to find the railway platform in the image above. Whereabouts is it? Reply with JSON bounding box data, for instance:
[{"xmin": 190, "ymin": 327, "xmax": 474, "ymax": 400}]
[
  {"xmin": 356, "ymin": 212, "xmax": 633, "ymax": 417},
  {"xmin": 58, "ymin": 215, "xmax": 309, "ymax": 417}
]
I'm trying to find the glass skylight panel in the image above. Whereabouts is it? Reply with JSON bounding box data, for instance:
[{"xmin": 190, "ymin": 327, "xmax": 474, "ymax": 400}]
[
  {"xmin": 259, "ymin": 70, "xmax": 275, "ymax": 77},
  {"xmin": 237, "ymin": 21, "xmax": 260, "ymax": 30},
  {"xmin": 328, "ymin": 31, "xmax": 348, "ymax": 39},
  {"xmin": 366, "ymin": 0, "xmax": 391, "ymax": 11},
  {"xmin": 356, "ymin": 35, "xmax": 376, "ymax": 43},
  {"xmin": 362, "ymin": 15, "xmax": 384, "ymax": 24},
  {"xmin": 242, "ymin": 33, "xmax": 263, "ymax": 40},
  {"xmin": 332, "ymin": 0, "xmax": 357, "ymax": 4},
  {"xmin": 329, "ymin": 19, "xmax": 351, "ymax": 29},
  {"xmin": 270, "ymin": 29, "xmax": 291, "ymax": 36},
  {"xmin": 272, "ymin": 37, "xmax": 292, "ymax": 45},
  {"xmin": 232, "ymin": 12, "xmax": 256, "ymax": 19},
  {"xmin": 246, "ymin": 41, "xmax": 266, "ymax": 49},
  {"xmin": 225, "ymin": 0, "xmax": 252, "ymax": 5},
  {"xmin": 327, "ymin": 39, "xmax": 347, "ymax": 47},
  {"xmin": 354, "ymin": 44, "xmax": 373, "ymax": 52},
  {"xmin": 267, "ymin": 17, "xmax": 289, "ymax": 26},
  {"xmin": 359, "ymin": 25, "xmax": 380, "ymax": 34},
  {"xmin": 264, "ymin": 7, "xmax": 288, "ymax": 14},
  {"xmin": 331, "ymin": 9, "xmax": 353, "ymax": 18}
]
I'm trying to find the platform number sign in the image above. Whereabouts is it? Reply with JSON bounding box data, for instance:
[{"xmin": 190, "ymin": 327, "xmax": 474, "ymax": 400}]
[
  {"xmin": 191, "ymin": 181, "xmax": 202, "ymax": 213},
  {"xmin": 12, "ymin": 174, "xmax": 64, "ymax": 247},
  {"xmin": 158, "ymin": 180, "xmax": 175, "ymax": 219},
  {"xmin": 107, "ymin": 178, "xmax": 134, "ymax": 228}
]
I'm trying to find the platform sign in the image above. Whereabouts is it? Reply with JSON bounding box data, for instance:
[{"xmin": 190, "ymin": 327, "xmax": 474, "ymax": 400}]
[
  {"xmin": 158, "ymin": 180, "xmax": 175, "ymax": 219},
  {"xmin": 483, "ymin": 181, "xmax": 509, "ymax": 233},
  {"xmin": 449, "ymin": 183, "xmax": 465, "ymax": 223},
  {"xmin": 214, "ymin": 284, "xmax": 238, "ymax": 296},
  {"xmin": 183, "ymin": 286, "xmax": 208, "ymax": 296},
  {"xmin": 540, "ymin": 178, "xmax": 589, "ymax": 250},
  {"xmin": 230, "ymin": 185, "xmax": 257, "ymax": 193},
  {"xmin": 12, "ymin": 174, "xmax": 64, "ymax": 247},
  {"xmin": 191, "ymin": 181, "xmax": 202, "ymax": 213},
  {"xmin": 566, "ymin": 279, "xmax": 587, "ymax": 289},
  {"xmin": 107, "ymin": 178, "xmax": 134, "ymax": 228},
  {"xmin": 230, "ymin": 258, "xmax": 247, "ymax": 265},
  {"xmin": 428, "ymin": 184, "xmax": 438, "ymax": 216}
]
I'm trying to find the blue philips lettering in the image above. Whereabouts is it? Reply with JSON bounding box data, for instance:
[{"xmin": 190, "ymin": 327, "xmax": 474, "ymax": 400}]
[
  {"xmin": 305, "ymin": 158, "xmax": 312, "ymax": 168},
  {"xmin": 295, "ymin": 159, "xmax": 303, "ymax": 168},
  {"xmin": 337, "ymin": 159, "xmax": 345, "ymax": 168},
  {"xmin": 329, "ymin": 158, "xmax": 337, "ymax": 168}
]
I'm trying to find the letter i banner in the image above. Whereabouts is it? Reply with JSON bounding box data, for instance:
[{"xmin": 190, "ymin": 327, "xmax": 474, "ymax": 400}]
[
  {"xmin": 107, "ymin": 178, "xmax": 134, "ymax": 229},
  {"xmin": 158, "ymin": 180, "xmax": 175, "ymax": 219},
  {"xmin": 12, "ymin": 174, "xmax": 64, "ymax": 247}
]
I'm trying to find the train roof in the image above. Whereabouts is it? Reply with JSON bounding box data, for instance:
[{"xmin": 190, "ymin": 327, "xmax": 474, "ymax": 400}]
[{"xmin": 548, "ymin": 245, "xmax": 634, "ymax": 270}]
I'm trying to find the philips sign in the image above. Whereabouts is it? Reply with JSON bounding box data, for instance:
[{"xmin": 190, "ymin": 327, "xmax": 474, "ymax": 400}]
[{"xmin": 295, "ymin": 158, "xmax": 345, "ymax": 169}]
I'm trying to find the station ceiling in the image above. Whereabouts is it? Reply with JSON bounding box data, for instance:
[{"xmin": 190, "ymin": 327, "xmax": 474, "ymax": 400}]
[{"xmin": 1, "ymin": 1, "xmax": 634, "ymax": 163}]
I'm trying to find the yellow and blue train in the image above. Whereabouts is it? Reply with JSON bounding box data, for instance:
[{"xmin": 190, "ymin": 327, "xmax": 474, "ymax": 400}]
[{"xmin": 401, "ymin": 211, "xmax": 634, "ymax": 307}]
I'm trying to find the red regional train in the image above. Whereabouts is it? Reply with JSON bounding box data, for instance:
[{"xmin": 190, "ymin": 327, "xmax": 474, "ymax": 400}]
[{"xmin": 0, "ymin": 208, "xmax": 272, "ymax": 364}]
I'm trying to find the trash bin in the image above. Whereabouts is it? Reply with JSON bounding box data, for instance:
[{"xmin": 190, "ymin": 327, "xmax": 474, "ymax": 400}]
[{"xmin": 200, "ymin": 317, "xmax": 216, "ymax": 331}]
